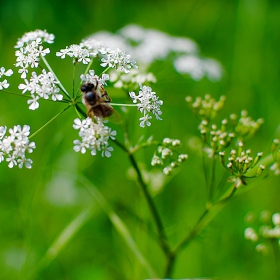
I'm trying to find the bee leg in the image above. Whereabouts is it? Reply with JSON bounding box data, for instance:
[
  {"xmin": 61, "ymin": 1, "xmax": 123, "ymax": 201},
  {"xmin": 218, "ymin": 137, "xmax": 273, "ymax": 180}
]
[{"xmin": 101, "ymin": 91, "xmax": 111, "ymax": 102}]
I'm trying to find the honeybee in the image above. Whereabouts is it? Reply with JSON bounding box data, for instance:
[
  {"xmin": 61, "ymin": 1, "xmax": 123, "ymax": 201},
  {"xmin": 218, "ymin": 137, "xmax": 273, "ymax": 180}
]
[{"xmin": 81, "ymin": 81, "xmax": 115, "ymax": 119}]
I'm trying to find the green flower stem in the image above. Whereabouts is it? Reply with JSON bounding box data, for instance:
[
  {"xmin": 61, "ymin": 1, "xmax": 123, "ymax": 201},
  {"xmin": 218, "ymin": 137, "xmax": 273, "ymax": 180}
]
[
  {"xmin": 246, "ymin": 154, "xmax": 274, "ymax": 177},
  {"xmin": 29, "ymin": 105, "xmax": 71, "ymax": 139},
  {"xmin": 114, "ymin": 139, "xmax": 171, "ymax": 257},
  {"xmin": 110, "ymin": 102, "xmax": 139, "ymax": 107},
  {"xmin": 164, "ymin": 186, "xmax": 237, "ymax": 278},
  {"xmin": 1, "ymin": 89, "xmax": 70, "ymax": 103},
  {"xmin": 101, "ymin": 66, "xmax": 111, "ymax": 75},
  {"xmin": 72, "ymin": 63, "xmax": 76, "ymax": 97},
  {"xmin": 130, "ymin": 141, "xmax": 161, "ymax": 154},
  {"xmin": 41, "ymin": 56, "xmax": 70, "ymax": 98},
  {"xmin": 208, "ymin": 157, "xmax": 216, "ymax": 202},
  {"xmin": 270, "ymin": 239, "xmax": 280, "ymax": 280},
  {"xmin": 128, "ymin": 152, "xmax": 171, "ymax": 256}
]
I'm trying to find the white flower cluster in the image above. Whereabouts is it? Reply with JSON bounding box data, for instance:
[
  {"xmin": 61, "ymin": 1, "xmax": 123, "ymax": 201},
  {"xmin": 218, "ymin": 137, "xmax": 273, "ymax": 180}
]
[
  {"xmin": 80, "ymin": 70, "xmax": 109, "ymax": 87},
  {"xmin": 73, "ymin": 117, "xmax": 116, "ymax": 158},
  {"xmin": 244, "ymin": 212, "xmax": 280, "ymax": 255},
  {"xmin": 0, "ymin": 67, "xmax": 13, "ymax": 90},
  {"xmin": 86, "ymin": 24, "xmax": 223, "ymax": 81},
  {"xmin": 100, "ymin": 48, "xmax": 137, "ymax": 73},
  {"xmin": 151, "ymin": 138, "xmax": 188, "ymax": 175},
  {"xmin": 56, "ymin": 44, "xmax": 96, "ymax": 64},
  {"xmin": 110, "ymin": 69, "xmax": 157, "ymax": 91},
  {"xmin": 174, "ymin": 56, "xmax": 222, "ymax": 81},
  {"xmin": 0, "ymin": 125, "xmax": 36, "ymax": 168},
  {"xmin": 15, "ymin": 29, "xmax": 55, "ymax": 48},
  {"xmin": 18, "ymin": 69, "xmax": 62, "ymax": 110},
  {"xmin": 129, "ymin": 85, "xmax": 163, "ymax": 127},
  {"xmin": 14, "ymin": 30, "xmax": 54, "ymax": 79},
  {"xmin": 57, "ymin": 38, "xmax": 137, "ymax": 73}
]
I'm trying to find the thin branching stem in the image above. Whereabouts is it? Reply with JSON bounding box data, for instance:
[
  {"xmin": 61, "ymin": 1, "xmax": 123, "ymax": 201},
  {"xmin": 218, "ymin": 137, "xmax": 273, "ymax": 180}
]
[
  {"xmin": 164, "ymin": 186, "xmax": 237, "ymax": 277},
  {"xmin": 270, "ymin": 239, "xmax": 280, "ymax": 280},
  {"xmin": 41, "ymin": 56, "xmax": 70, "ymax": 98},
  {"xmin": 114, "ymin": 139, "xmax": 171, "ymax": 257},
  {"xmin": 29, "ymin": 105, "xmax": 71, "ymax": 139}
]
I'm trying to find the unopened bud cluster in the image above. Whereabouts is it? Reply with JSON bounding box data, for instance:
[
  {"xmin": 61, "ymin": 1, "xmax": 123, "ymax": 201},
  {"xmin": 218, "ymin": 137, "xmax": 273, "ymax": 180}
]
[
  {"xmin": 185, "ymin": 94, "xmax": 226, "ymax": 121},
  {"xmin": 151, "ymin": 138, "xmax": 188, "ymax": 175},
  {"xmin": 219, "ymin": 142, "xmax": 265, "ymax": 188},
  {"xmin": 270, "ymin": 139, "xmax": 280, "ymax": 175},
  {"xmin": 232, "ymin": 110, "xmax": 264, "ymax": 141},
  {"xmin": 244, "ymin": 211, "xmax": 280, "ymax": 255},
  {"xmin": 199, "ymin": 118, "xmax": 235, "ymax": 157}
]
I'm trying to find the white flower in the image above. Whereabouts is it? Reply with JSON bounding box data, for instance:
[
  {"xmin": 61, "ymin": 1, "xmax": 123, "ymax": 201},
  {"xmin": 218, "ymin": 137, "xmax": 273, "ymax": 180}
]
[
  {"xmin": 100, "ymin": 47, "xmax": 138, "ymax": 73},
  {"xmin": 0, "ymin": 124, "xmax": 36, "ymax": 168},
  {"xmin": 56, "ymin": 44, "xmax": 94, "ymax": 64},
  {"xmin": 272, "ymin": 213, "xmax": 280, "ymax": 226},
  {"xmin": 18, "ymin": 69, "xmax": 62, "ymax": 109},
  {"xmin": 80, "ymin": 70, "xmax": 109, "ymax": 86},
  {"xmin": 73, "ymin": 117, "xmax": 116, "ymax": 157},
  {"xmin": 0, "ymin": 67, "xmax": 13, "ymax": 90},
  {"xmin": 27, "ymin": 96, "xmax": 40, "ymax": 110},
  {"xmin": 15, "ymin": 37, "xmax": 51, "ymax": 78},
  {"xmin": 0, "ymin": 79, "xmax": 10, "ymax": 90},
  {"xmin": 0, "ymin": 67, "xmax": 13, "ymax": 78},
  {"xmin": 129, "ymin": 84, "xmax": 163, "ymax": 127},
  {"xmin": 139, "ymin": 115, "xmax": 152, "ymax": 128},
  {"xmin": 174, "ymin": 55, "xmax": 222, "ymax": 81},
  {"xmin": 15, "ymin": 29, "xmax": 55, "ymax": 48}
]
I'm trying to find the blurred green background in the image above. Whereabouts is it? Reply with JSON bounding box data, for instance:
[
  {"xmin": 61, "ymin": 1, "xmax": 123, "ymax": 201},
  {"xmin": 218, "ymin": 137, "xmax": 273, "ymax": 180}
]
[{"xmin": 1, "ymin": 0, "xmax": 280, "ymax": 279}]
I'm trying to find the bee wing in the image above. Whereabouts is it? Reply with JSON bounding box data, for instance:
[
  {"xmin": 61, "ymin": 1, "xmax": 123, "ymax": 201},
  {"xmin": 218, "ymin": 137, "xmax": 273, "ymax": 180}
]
[{"xmin": 92, "ymin": 104, "xmax": 122, "ymax": 124}]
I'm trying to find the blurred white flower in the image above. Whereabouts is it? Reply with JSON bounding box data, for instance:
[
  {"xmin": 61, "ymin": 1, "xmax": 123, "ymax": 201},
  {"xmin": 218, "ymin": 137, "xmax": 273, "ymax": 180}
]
[
  {"xmin": 174, "ymin": 56, "xmax": 222, "ymax": 81},
  {"xmin": 86, "ymin": 24, "xmax": 222, "ymax": 81}
]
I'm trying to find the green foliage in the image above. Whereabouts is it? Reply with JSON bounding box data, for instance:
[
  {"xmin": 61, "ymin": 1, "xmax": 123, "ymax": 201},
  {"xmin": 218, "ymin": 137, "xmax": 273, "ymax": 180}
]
[{"xmin": 1, "ymin": 0, "xmax": 280, "ymax": 280}]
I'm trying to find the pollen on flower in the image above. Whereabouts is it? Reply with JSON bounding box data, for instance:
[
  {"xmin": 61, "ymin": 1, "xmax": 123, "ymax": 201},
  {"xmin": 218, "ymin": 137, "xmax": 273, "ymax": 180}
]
[
  {"xmin": 73, "ymin": 117, "xmax": 116, "ymax": 158},
  {"xmin": 0, "ymin": 124, "xmax": 36, "ymax": 168}
]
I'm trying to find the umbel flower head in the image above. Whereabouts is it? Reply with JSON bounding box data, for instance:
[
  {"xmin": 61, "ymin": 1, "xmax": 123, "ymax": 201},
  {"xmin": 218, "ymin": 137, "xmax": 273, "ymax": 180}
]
[
  {"xmin": 129, "ymin": 84, "xmax": 163, "ymax": 127},
  {"xmin": 151, "ymin": 138, "xmax": 188, "ymax": 175},
  {"xmin": 219, "ymin": 142, "xmax": 265, "ymax": 188},
  {"xmin": 14, "ymin": 30, "xmax": 54, "ymax": 79},
  {"xmin": 0, "ymin": 125, "xmax": 36, "ymax": 168},
  {"xmin": 73, "ymin": 117, "xmax": 116, "ymax": 158}
]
